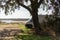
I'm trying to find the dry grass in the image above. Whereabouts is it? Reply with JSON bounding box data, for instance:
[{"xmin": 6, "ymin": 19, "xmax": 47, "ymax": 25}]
[{"xmin": 0, "ymin": 23, "xmax": 20, "ymax": 30}]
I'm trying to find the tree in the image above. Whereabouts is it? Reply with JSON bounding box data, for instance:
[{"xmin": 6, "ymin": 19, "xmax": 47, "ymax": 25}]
[
  {"xmin": 0, "ymin": 0, "xmax": 44, "ymax": 34},
  {"xmin": 0, "ymin": 0, "xmax": 60, "ymax": 35},
  {"xmin": 41, "ymin": 0, "xmax": 60, "ymax": 40},
  {"xmin": 48, "ymin": 0, "xmax": 60, "ymax": 37},
  {"xmin": 0, "ymin": 0, "xmax": 60, "ymax": 40}
]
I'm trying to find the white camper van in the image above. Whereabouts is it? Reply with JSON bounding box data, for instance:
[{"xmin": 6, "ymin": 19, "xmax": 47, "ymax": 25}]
[{"xmin": 25, "ymin": 15, "xmax": 46, "ymax": 28}]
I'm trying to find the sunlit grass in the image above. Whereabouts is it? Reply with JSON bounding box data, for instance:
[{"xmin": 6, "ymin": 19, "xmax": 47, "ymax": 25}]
[
  {"xmin": 16, "ymin": 23, "xmax": 52, "ymax": 40},
  {"xmin": 0, "ymin": 23, "xmax": 52, "ymax": 40},
  {"xmin": 18, "ymin": 23, "xmax": 26, "ymax": 30},
  {"xmin": 18, "ymin": 23, "xmax": 31, "ymax": 34}
]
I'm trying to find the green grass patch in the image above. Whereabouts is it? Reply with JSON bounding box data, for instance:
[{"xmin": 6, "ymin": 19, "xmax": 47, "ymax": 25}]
[
  {"xmin": 17, "ymin": 23, "xmax": 52, "ymax": 40},
  {"xmin": 18, "ymin": 23, "xmax": 31, "ymax": 34},
  {"xmin": 18, "ymin": 23, "xmax": 26, "ymax": 30},
  {"xmin": 15, "ymin": 35, "xmax": 52, "ymax": 40}
]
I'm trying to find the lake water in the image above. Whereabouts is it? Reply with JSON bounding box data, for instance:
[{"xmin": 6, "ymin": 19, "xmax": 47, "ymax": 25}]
[{"xmin": 1, "ymin": 20, "xmax": 14, "ymax": 23}]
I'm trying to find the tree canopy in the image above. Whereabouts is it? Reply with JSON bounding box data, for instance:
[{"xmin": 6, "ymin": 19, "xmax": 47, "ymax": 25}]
[
  {"xmin": 0, "ymin": 0, "xmax": 43, "ymax": 14},
  {"xmin": 0, "ymin": 0, "xmax": 59, "ymax": 15}
]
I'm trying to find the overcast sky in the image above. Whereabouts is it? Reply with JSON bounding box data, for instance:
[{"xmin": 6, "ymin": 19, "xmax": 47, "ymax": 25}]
[{"xmin": 0, "ymin": 7, "xmax": 52, "ymax": 19}]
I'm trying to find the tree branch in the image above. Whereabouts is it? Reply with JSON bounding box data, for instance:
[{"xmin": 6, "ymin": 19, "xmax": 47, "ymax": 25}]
[
  {"xmin": 37, "ymin": 0, "xmax": 43, "ymax": 8},
  {"xmin": 30, "ymin": 0, "xmax": 33, "ymax": 3},
  {"xmin": 21, "ymin": 3, "xmax": 32, "ymax": 14},
  {"xmin": 17, "ymin": 2, "xmax": 32, "ymax": 15}
]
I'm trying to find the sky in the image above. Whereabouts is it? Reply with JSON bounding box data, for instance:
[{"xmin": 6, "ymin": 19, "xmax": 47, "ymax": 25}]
[
  {"xmin": 0, "ymin": 7, "xmax": 31, "ymax": 19},
  {"xmin": 0, "ymin": 1, "xmax": 53, "ymax": 19},
  {"xmin": 0, "ymin": 6, "xmax": 52, "ymax": 19}
]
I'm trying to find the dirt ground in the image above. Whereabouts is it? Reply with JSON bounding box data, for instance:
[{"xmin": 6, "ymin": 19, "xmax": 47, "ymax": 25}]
[
  {"xmin": 0, "ymin": 23, "xmax": 22, "ymax": 40},
  {"xmin": 0, "ymin": 24, "xmax": 20, "ymax": 30}
]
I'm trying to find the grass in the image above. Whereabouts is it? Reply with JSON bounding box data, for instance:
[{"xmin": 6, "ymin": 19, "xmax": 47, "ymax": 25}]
[
  {"xmin": 15, "ymin": 35, "xmax": 52, "ymax": 40},
  {"xmin": 0, "ymin": 23, "xmax": 53, "ymax": 40},
  {"xmin": 18, "ymin": 23, "xmax": 26, "ymax": 30},
  {"xmin": 14, "ymin": 23, "xmax": 52, "ymax": 40},
  {"xmin": 18, "ymin": 23, "xmax": 31, "ymax": 34}
]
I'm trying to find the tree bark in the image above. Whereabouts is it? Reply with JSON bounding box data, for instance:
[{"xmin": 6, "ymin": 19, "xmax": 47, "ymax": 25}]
[
  {"xmin": 32, "ymin": 15, "xmax": 41, "ymax": 34},
  {"xmin": 31, "ymin": 7, "xmax": 41, "ymax": 34}
]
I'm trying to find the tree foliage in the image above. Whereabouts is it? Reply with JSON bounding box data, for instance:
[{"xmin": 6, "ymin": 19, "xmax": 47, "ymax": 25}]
[
  {"xmin": 0, "ymin": 0, "xmax": 43, "ymax": 14},
  {"xmin": 0, "ymin": 0, "xmax": 60, "ymax": 15}
]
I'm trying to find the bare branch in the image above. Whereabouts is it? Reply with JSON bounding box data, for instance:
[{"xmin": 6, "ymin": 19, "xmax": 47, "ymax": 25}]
[{"xmin": 20, "ymin": 3, "xmax": 32, "ymax": 14}]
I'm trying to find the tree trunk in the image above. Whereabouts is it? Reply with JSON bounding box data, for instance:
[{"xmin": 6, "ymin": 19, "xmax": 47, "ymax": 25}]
[
  {"xmin": 31, "ymin": 8, "xmax": 41, "ymax": 35},
  {"xmin": 29, "ymin": 0, "xmax": 42, "ymax": 35}
]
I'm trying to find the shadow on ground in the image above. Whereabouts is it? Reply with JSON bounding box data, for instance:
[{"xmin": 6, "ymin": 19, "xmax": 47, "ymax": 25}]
[{"xmin": 0, "ymin": 29, "xmax": 24, "ymax": 40}]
